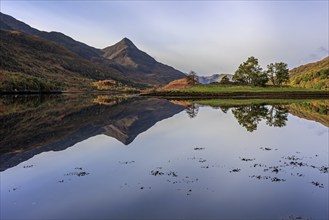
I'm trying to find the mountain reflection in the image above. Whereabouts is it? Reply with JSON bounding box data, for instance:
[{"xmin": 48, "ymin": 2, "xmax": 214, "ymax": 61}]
[{"xmin": 0, "ymin": 95, "xmax": 185, "ymax": 171}]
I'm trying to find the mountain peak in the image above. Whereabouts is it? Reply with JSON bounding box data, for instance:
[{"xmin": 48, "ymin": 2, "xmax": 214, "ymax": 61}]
[{"xmin": 117, "ymin": 37, "xmax": 137, "ymax": 49}]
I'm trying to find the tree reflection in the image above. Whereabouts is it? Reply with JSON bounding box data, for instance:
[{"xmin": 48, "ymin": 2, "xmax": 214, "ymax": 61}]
[
  {"xmin": 231, "ymin": 105, "xmax": 268, "ymax": 132},
  {"xmin": 185, "ymin": 103, "xmax": 199, "ymax": 118},
  {"xmin": 266, "ymin": 106, "xmax": 288, "ymax": 127},
  {"xmin": 219, "ymin": 106, "xmax": 230, "ymax": 114},
  {"xmin": 231, "ymin": 104, "xmax": 288, "ymax": 132}
]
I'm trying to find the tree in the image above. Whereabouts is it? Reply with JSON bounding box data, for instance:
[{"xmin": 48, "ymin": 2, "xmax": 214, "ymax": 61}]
[
  {"xmin": 253, "ymin": 72, "xmax": 269, "ymax": 87},
  {"xmin": 266, "ymin": 62, "xmax": 289, "ymax": 86},
  {"xmin": 187, "ymin": 71, "xmax": 199, "ymax": 86},
  {"xmin": 220, "ymin": 75, "xmax": 230, "ymax": 84},
  {"xmin": 233, "ymin": 56, "xmax": 268, "ymax": 86}
]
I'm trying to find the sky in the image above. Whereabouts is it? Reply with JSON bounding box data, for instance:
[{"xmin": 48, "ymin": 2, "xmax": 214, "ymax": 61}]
[{"xmin": 1, "ymin": 0, "xmax": 328, "ymax": 75}]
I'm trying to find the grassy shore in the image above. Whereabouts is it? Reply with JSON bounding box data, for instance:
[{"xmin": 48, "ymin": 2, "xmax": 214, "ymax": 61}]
[
  {"xmin": 142, "ymin": 84, "xmax": 329, "ymax": 99},
  {"xmin": 181, "ymin": 84, "xmax": 325, "ymax": 93},
  {"xmin": 189, "ymin": 98, "xmax": 313, "ymax": 107}
]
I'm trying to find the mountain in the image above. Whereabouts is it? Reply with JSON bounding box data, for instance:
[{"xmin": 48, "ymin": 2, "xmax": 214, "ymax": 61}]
[
  {"xmin": 0, "ymin": 12, "xmax": 185, "ymax": 88},
  {"xmin": 0, "ymin": 30, "xmax": 128, "ymax": 92},
  {"xmin": 198, "ymin": 74, "xmax": 233, "ymax": 84},
  {"xmin": 0, "ymin": 12, "xmax": 102, "ymax": 60},
  {"xmin": 289, "ymin": 56, "xmax": 329, "ymax": 89},
  {"xmin": 102, "ymin": 38, "xmax": 186, "ymax": 85}
]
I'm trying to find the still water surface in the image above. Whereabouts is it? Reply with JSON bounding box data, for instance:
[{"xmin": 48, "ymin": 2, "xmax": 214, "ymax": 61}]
[{"xmin": 0, "ymin": 96, "xmax": 328, "ymax": 219}]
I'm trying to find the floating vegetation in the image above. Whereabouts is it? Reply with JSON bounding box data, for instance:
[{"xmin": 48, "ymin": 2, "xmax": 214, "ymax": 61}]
[
  {"xmin": 150, "ymin": 170, "xmax": 165, "ymax": 176},
  {"xmin": 289, "ymin": 161, "xmax": 306, "ymax": 167},
  {"xmin": 263, "ymin": 166, "xmax": 281, "ymax": 174},
  {"xmin": 282, "ymin": 155, "xmax": 302, "ymax": 161},
  {"xmin": 167, "ymin": 171, "xmax": 178, "ymax": 177},
  {"xmin": 319, "ymin": 166, "xmax": 329, "ymax": 173},
  {"xmin": 230, "ymin": 168, "xmax": 241, "ymax": 173},
  {"xmin": 119, "ymin": 161, "xmax": 135, "ymax": 164},
  {"xmin": 64, "ymin": 167, "xmax": 90, "ymax": 177},
  {"xmin": 311, "ymin": 181, "xmax": 324, "ymax": 188},
  {"xmin": 240, "ymin": 157, "xmax": 255, "ymax": 161},
  {"xmin": 252, "ymin": 163, "xmax": 267, "ymax": 168},
  {"xmin": 250, "ymin": 175, "xmax": 271, "ymax": 180},
  {"xmin": 249, "ymin": 175, "xmax": 286, "ymax": 182},
  {"xmin": 23, "ymin": 165, "xmax": 34, "ymax": 168},
  {"xmin": 271, "ymin": 177, "xmax": 286, "ymax": 182},
  {"xmin": 8, "ymin": 187, "xmax": 19, "ymax": 192},
  {"xmin": 260, "ymin": 147, "xmax": 277, "ymax": 151},
  {"xmin": 281, "ymin": 214, "xmax": 311, "ymax": 220}
]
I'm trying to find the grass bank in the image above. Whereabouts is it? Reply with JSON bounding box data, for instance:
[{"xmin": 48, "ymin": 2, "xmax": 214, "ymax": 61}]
[{"xmin": 142, "ymin": 84, "xmax": 329, "ymax": 99}]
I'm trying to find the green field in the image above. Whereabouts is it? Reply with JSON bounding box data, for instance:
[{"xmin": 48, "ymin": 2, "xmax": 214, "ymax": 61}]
[
  {"xmin": 142, "ymin": 84, "xmax": 329, "ymax": 99},
  {"xmin": 180, "ymin": 84, "xmax": 324, "ymax": 93}
]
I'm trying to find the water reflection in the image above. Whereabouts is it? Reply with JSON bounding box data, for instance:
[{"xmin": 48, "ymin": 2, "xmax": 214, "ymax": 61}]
[
  {"xmin": 0, "ymin": 96, "xmax": 328, "ymax": 172},
  {"xmin": 230, "ymin": 105, "xmax": 288, "ymax": 132},
  {"xmin": 188, "ymin": 99, "xmax": 328, "ymax": 131},
  {"xmin": 0, "ymin": 95, "xmax": 328, "ymax": 219},
  {"xmin": 0, "ymin": 95, "xmax": 184, "ymax": 171}
]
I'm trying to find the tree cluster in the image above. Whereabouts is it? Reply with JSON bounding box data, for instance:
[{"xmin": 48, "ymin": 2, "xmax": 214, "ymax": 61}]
[{"xmin": 233, "ymin": 56, "xmax": 289, "ymax": 86}]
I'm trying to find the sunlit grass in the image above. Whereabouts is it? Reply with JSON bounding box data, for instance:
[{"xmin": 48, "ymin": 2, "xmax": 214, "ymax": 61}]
[{"xmin": 180, "ymin": 84, "xmax": 323, "ymax": 93}]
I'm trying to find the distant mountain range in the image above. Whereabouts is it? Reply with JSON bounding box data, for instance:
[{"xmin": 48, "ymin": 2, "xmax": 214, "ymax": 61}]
[
  {"xmin": 0, "ymin": 12, "xmax": 185, "ymax": 91},
  {"xmin": 198, "ymin": 74, "xmax": 233, "ymax": 84},
  {"xmin": 289, "ymin": 56, "xmax": 328, "ymax": 89}
]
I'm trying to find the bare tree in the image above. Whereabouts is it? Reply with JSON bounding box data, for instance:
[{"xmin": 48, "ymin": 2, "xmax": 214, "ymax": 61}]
[{"xmin": 187, "ymin": 71, "xmax": 199, "ymax": 86}]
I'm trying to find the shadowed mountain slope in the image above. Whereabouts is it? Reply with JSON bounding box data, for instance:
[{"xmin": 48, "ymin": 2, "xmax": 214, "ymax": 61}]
[
  {"xmin": 0, "ymin": 30, "xmax": 127, "ymax": 91},
  {"xmin": 1, "ymin": 12, "xmax": 185, "ymax": 87},
  {"xmin": 0, "ymin": 12, "xmax": 102, "ymax": 59}
]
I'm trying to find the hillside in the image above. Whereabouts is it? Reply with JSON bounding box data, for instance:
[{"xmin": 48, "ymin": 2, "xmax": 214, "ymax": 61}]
[
  {"xmin": 102, "ymin": 38, "xmax": 186, "ymax": 85},
  {"xmin": 0, "ymin": 12, "xmax": 185, "ymax": 88},
  {"xmin": 289, "ymin": 56, "xmax": 329, "ymax": 89},
  {"xmin": 160, "ymin": 77, "xmax": 192, "ymax": 90},
  {"xmin": 0, "ymin": 30, "xmax": 127, "ymax": 92},
  {"xmin": 0, "ymin": 12, "xmax": 102, "ymax": 60}
]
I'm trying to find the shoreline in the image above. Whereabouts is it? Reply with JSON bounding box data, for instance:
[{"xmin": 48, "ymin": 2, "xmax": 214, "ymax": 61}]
[
  {"xmin": 1, "ymin": 90, "xmax": 329, "ymax": 99},
  {"xmin": 140, "ymin": 91, "xmax": 329, "ymax": 99}
]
